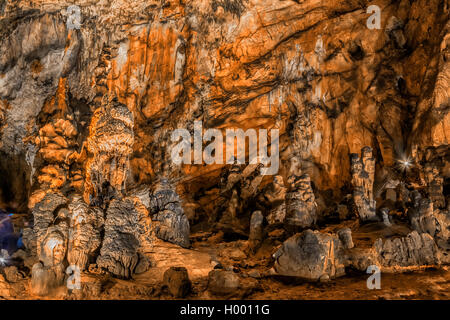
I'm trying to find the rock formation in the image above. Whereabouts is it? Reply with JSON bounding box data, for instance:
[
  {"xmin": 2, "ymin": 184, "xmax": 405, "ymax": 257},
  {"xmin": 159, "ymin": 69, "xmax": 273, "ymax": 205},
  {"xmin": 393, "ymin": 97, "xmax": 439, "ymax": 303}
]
[
  {"xmin": 273, "ymin": 229, "xmax": 346, "ymax": 280},
  {"xmin": 350, "ymin": 147, "xmax": 377, "ymax": 222},
  {"xmin": 263, "ymin": 175, "xmax": 287, "ymax": 225},
  {"xmin": 150, "ymin": 179, "xmax": 190, "ymax": 248},
  {"xmin": 96, "ymin": 197, "xmax": 152, "ymax": 278},
  {"xmin": 0, "ymin": 0, "xmax": 448, "ymax": 300},
  {"xmin": 31, "ymin": 228, "xmax": 67, "ymax": 295},
  {"xmin": 284, "ymin": 174, "xmax": 317, "ymax": 229},
  {"xmin": 374, "ymin": 231, "xmax": 441, "ymax": 269},
  {"xmin": 84, "ymin": 96, "xmax": 134, "ymax": 207},
  {"xmin": 67, "ymin": 196, "xmax": 102, "ymax": 271},
  {"xmin": 424, "ymin": 164, "xmax": 446, "ymax": 209},
  {"xmin": 249, "ymin": 210, "xmax": 264, "ymax": 249}
]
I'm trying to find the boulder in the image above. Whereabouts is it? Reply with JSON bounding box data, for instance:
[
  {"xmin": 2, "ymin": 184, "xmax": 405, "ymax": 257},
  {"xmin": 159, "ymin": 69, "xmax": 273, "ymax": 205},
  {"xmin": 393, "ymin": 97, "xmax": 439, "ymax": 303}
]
[
  {"xmin": 208, "ymin": 270, "xmax": 240, "ymax": 296},
  {"xmin": 374, "ymin": 231, "xmax": 441, "ymax": 268},
  {"xmin": 97, "ymin": 198, "xmax": 152, "ymax": 278},
  {"xmin": 337, "ymin": 228, "xmax": 354, "ymax": 249}
]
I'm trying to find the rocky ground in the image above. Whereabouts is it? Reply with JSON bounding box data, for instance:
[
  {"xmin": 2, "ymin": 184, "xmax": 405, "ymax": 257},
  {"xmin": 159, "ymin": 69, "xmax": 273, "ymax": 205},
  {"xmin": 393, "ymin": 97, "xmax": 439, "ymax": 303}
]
[{"xmin": 0, "ymin": 0, "xmax": 449, "ymax": 300}]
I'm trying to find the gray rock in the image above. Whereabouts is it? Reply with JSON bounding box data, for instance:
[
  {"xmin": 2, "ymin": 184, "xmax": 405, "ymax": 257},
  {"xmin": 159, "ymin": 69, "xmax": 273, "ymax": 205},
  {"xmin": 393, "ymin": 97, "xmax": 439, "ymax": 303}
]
[
  {"xmin": 67, "ymin": 196, "xmax": 102, "ymax": 271},
  {"xmin": 285, "ymin": 174, "xmax": 317, "ymax": 228},
  {"xmin": 408, "ymin": 198, "xmax": 439, "ymax": 237},
  {"xmin": 424, "ymin": 164, "xmax": 445, "ymax": 209},
  {"xmin": 381, "ymin": 208, "xmax": 392, "ymax": 227},
  {"xmin": 337, "ymin": 228, "xmax": 354, "ymax": 249},
  {"xmin": 249, "ymin": 211, "xmax": 264, "ymax": 243},
  {"xmin": 151, "ymin": 179, "xmax": 190, "ymax": 248},
  {"xmin": 350, "ymin": 147, "xmax": 377, "ymax": 222},
  {"xmin": 263, "ymin": 175, "xmax": 287, "ymax": 224}
]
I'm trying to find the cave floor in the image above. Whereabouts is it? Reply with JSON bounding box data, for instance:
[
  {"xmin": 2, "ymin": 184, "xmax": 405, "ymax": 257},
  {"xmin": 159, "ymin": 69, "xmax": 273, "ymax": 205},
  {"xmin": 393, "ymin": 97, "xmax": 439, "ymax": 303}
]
[{"xmin": 2, "ymin": 235, "xmax": 449, "ymax": 300}]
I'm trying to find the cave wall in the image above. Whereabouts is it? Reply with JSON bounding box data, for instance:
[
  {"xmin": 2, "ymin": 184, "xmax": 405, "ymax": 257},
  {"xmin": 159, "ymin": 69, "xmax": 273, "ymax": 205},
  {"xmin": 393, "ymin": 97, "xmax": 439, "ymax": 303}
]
[{"xmin": 0, "ymin": 0, "xmax": 448, "ymax": 216}]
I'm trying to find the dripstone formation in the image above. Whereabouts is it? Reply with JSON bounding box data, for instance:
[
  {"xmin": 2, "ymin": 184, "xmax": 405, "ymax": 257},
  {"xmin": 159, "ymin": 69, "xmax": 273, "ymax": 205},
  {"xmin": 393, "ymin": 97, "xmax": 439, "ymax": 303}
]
[
  {"xmin": 350, "ymin": 147, "xmax": 377, "ymax": 222},
  {"xmin": 150, "ymin": 179, "xmax": 190, "ymax": 248},
  {"xmin": 285, "ymin": 174, "xmax": 317, "ymax": 229}
]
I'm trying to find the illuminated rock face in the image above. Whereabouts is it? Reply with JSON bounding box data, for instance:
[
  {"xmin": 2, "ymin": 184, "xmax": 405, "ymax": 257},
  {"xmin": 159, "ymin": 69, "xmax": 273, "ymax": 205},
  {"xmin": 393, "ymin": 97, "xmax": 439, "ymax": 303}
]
[
  {"xmin": 84, "ymin": 96, "xmax": 134, "ymax": 207},
  {"xmin": 350, "ymin": 147, "xmax": 377, "ymax": 222}
]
